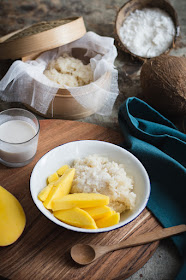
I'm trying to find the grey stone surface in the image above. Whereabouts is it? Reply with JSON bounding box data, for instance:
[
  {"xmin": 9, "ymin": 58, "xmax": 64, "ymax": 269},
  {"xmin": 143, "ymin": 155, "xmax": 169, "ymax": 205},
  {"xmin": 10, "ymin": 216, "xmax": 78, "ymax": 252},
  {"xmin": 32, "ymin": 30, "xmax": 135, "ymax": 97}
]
[
  {"xmin": 129, "ymin": 239, "xmax": 181, "ymax": 280},
  {"xmin": 0, "ymin": 0, "xmax": 185, "ymax": 279}
]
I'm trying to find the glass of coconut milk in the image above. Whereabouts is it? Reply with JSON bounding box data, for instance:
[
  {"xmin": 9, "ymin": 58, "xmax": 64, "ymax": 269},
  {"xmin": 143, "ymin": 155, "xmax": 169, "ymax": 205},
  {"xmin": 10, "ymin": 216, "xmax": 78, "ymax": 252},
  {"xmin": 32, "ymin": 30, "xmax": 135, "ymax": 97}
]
[{"xmin": 0, "ymin": 108, "xmax": 40, "ymax": 167}]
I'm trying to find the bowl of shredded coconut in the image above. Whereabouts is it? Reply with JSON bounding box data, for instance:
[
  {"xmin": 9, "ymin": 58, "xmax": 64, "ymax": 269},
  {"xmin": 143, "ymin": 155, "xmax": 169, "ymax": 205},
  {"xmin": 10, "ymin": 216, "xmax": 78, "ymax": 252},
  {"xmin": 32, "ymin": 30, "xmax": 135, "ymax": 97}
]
[
  {"xmin": 115, "ymin": 0, "xmax": 179, "ymax": 59},
  {"xmin": 30, "ymin": 140, "xmax": 150, "ymax": 233}
]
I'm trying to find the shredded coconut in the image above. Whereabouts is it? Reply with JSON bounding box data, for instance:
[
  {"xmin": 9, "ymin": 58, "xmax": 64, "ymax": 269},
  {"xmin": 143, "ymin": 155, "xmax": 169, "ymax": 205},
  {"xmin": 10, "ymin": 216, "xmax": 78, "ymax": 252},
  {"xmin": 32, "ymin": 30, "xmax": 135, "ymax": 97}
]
[
  {"xmin": 44, "ymin": 53, "xmax": 93, "ymax": 88},
  {"xmin": 119, "ymin": 8, "xmax": 176, "ymax": 58},
  {"xmin": 71, "ymin": 154, "xmax": 136, "ymax": 213}
]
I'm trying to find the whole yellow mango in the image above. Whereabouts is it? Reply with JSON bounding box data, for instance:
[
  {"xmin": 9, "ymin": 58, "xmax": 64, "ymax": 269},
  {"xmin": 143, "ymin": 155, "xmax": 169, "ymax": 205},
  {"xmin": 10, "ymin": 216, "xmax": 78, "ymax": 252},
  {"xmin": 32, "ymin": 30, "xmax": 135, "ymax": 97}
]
[{"xmin": 0, "ymin": 186, "xmax": 26, "ymax": 246}]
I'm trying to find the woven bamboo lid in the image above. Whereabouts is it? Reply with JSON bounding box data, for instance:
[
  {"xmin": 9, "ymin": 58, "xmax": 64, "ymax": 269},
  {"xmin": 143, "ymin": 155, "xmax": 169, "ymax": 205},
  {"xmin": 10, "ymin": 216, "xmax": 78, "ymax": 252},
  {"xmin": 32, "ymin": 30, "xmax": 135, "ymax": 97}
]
[{"xmin": 0, "ymin": 17, "xmax": 86, "ymax": 60}]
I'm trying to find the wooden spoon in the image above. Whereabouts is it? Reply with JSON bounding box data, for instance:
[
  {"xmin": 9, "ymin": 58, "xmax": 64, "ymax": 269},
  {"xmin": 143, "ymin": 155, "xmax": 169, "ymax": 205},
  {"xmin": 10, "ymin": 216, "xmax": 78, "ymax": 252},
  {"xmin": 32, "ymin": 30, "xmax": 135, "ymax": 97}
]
[{"xmin": 71, "ymin": 224, "xmax": 186, "ymax": 265}]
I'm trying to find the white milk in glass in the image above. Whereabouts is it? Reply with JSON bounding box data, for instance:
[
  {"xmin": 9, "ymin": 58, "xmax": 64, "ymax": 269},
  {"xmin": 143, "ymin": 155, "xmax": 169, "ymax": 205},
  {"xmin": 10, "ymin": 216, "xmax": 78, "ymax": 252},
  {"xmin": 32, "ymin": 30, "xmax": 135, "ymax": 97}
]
[
  {"xmin": 0, "ymin": 119, "xmax": 38, "ymax": 165},
  {"xmin": 0, "ymin": 120, "xmax": 36, "ymax": 143}
]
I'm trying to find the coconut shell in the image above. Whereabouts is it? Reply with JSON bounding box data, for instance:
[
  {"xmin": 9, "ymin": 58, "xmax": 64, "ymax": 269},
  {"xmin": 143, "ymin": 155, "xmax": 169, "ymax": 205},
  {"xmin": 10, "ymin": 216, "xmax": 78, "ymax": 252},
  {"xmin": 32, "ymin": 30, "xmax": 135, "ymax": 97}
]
[
  {"xmin": 115, "ymin": 0, "xmax": 180, "ymax": 61},
  {"xmin": 140, "ymin": 54, "xmax": 186, "ymax": 116}
]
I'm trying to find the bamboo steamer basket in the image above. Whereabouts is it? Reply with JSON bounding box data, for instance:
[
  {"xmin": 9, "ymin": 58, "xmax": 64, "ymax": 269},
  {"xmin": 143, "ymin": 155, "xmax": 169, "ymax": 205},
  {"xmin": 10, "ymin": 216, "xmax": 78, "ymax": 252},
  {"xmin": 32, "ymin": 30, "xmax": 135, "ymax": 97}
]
[
  {"xmin": 26, "ymin": 70, "xmax": 110, "ymax": 120},
  {"xmin": 115, "ymin": 0, "xmax": 180, "ymax": 61},
  {"xmin": 0, "ymin": 18, "xmax": 110, "ymax": 119}
]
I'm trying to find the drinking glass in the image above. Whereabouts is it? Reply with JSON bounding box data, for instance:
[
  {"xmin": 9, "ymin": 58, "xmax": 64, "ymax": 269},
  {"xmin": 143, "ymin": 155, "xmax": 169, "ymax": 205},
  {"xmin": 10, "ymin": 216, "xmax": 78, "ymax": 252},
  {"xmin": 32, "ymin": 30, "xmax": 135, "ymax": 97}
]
[{"xmin": 0, "ymin": 108, "xmax": 40, "ymax": 167}]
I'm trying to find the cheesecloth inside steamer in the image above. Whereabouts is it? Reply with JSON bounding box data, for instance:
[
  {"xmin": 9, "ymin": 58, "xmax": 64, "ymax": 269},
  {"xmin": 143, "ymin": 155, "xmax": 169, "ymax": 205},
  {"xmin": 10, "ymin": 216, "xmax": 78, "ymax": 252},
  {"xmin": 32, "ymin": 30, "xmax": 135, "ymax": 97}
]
[{"xmin": 0, "ymin": 32, "xmax": 119, "ymax": 116}]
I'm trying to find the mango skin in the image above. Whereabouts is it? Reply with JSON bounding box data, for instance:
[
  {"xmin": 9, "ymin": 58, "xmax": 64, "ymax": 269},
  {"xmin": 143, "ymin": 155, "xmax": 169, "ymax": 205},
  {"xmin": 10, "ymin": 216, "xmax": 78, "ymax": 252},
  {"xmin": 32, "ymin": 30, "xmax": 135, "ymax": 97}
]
[{"xmin": 0, "ymin": 186, "xmax": 26, "ymax": 246}]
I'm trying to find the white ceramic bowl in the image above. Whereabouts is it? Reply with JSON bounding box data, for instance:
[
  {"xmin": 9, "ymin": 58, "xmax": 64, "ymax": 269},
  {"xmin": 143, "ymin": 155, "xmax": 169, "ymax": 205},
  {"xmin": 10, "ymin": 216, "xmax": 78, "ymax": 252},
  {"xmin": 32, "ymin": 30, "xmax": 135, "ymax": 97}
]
[{"xmin": 30, "ymin": 140, "xmax": 150, "ymax": 233}]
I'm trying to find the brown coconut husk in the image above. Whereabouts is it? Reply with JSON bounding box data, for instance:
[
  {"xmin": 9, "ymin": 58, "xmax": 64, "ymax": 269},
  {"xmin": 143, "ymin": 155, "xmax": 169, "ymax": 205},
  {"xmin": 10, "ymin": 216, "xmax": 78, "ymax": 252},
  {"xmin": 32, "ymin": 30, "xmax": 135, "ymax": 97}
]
[{"xmin": 140, "ymin": 54, "xmax": 186, "ymax": 116}]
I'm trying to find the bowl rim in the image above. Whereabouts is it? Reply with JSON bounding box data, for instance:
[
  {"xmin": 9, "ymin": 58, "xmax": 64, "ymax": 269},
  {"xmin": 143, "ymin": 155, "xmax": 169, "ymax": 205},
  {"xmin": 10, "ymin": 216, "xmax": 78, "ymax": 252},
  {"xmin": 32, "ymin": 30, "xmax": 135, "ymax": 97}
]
[
  {"xmin": 114, "ymin": 0, "xmax": 180, "ymax": 61},
  {"xmin": 30, "ymin": 140, "xmax": 151, "ymax": 233}
]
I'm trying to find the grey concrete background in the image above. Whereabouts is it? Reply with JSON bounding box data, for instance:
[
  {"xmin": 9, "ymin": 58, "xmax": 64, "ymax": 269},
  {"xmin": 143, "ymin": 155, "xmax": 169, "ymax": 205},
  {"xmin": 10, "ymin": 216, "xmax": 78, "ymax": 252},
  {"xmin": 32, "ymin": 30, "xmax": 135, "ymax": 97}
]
[{"xmin": 0, "ymin": 0, "xmax": 185, "ymax": 279}]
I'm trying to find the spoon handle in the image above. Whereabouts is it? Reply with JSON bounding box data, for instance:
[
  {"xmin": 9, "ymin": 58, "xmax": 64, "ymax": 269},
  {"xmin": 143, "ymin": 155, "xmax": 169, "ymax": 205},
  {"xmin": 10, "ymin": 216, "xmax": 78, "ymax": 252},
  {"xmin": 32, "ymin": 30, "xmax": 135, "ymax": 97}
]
[{"xmin": 107, "ymin": 224, "xmax": 186, "ymax": 252}]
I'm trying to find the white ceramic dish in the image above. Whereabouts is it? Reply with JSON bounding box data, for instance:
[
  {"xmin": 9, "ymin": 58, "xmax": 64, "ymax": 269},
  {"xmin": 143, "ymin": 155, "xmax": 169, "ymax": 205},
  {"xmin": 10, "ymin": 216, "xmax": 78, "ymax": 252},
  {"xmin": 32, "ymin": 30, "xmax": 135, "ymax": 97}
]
[{"xmin": 30, "ymin": 140, "xmax": 150, "ymax": 233}]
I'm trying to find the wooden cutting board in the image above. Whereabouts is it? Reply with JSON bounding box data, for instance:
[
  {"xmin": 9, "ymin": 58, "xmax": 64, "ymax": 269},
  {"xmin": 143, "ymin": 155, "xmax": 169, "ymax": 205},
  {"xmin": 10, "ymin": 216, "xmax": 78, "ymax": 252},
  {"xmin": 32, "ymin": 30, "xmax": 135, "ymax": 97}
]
[{"xmin": 0, "ymin": 120, "xmax": 161, "ymax": 280}]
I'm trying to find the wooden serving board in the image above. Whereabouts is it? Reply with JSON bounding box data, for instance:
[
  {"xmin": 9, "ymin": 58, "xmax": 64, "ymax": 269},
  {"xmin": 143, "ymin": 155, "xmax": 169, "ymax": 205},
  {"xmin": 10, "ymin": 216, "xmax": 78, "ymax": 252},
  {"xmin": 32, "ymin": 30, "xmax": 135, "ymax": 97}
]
[{"xmin": 0, "ymin": 120, "xmax": 161, "ymax": 280}]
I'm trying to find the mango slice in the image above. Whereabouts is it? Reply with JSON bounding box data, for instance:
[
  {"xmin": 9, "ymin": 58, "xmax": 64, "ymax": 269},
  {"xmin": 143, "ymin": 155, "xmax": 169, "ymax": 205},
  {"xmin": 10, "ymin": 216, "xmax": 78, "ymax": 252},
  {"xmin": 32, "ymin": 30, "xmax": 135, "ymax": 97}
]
[
  {"xmin": 57, "ymin": 164, "xmax": 69, "ymax": 176},
  {"xmin": 47, "ymin": 172, "xmax": 59, "ymax": 184},
  {"xmin": 54, "ymin": 207, "xmax": 97, "ymax": 229},
  {"xmin": 83, "ymin": 206, "xmax": 113, "ymax": 220},
  {"xmin": 52, "ymin": 193, "xmax": 109, "ymax": 211},
  {"xmin": 43, "ymin": 168, "xmax": 75, "ymax": 209},
  {"xmin": 0, "ymin": 186, "xmax": 26, "ymax": 246},
  {"xmin": 38, "ymin": 183, "xmax": 54, "ymax": 202},
  {"xmin": 96, "ymin": 211, "xmax": 120, "ymax": 228}
]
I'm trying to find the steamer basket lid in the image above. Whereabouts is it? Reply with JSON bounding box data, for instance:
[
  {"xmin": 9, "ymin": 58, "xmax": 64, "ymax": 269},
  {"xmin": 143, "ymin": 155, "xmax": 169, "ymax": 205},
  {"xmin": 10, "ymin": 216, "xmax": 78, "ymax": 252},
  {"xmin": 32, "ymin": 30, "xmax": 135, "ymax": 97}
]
[{"xmin": 0, "ymin": 17, "xmax": 86, "ymax": 60}]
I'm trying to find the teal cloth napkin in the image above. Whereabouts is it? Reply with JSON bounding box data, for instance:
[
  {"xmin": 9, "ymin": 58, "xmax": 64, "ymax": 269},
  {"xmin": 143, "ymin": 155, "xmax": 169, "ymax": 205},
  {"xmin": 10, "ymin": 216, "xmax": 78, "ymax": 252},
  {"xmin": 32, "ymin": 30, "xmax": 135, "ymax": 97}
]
[{"xmin": 118, "ymin": 97, "xmax": 186, "ymax": 280}]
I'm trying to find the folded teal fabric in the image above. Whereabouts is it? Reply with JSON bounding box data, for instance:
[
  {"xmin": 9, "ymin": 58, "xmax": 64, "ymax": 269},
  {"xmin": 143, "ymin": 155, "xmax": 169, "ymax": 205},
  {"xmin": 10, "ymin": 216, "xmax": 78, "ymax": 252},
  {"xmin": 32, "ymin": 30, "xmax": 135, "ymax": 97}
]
[{"xmin": 118, "ymin": 97, "xmax": 186, "ymax": 280}]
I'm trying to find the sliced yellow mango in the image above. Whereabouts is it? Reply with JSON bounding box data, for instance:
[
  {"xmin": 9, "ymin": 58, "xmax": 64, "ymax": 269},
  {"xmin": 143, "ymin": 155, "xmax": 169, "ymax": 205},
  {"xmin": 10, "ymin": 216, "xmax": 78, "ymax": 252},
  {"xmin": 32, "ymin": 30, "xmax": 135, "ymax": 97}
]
[
  {"xmin": 54, "ymin": 207, "xmax": 97, "ymax": 229},
  {"xmin": 47, "ymin": 172, "xmax": 59, "ymax": 184},
  {"xmin": 43, "ymin": 168, "xmax": 75, "ymax": 210},
  {"xmin": 0, "ymin": 186, "xmax": 26, "ymax": 246},
  {"xmin": 38, "ymin": 183, "xmax": 54, "ymax": 202},
  {"xmin": 57, "ymin": 164, "xmax": 70, "ymax": 176},
  {"xmin": 52, "ymin": 193, "xmax": 109, "ymax": 211},
  {"xmin": 83, "ymin": 206, "xmax": 113, "ymax": 220},
  {"xmin": 96, "ymin": 211, "xmax": 120, "ymax": 228}
]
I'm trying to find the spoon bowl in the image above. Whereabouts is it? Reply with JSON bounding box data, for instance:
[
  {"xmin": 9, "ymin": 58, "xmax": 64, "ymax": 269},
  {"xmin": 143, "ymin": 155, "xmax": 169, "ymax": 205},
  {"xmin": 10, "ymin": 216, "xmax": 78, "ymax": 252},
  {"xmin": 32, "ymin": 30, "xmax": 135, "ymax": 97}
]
[{"xmin": 71, "ymin": 244, "xmax": 96, "ymax": 265}]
